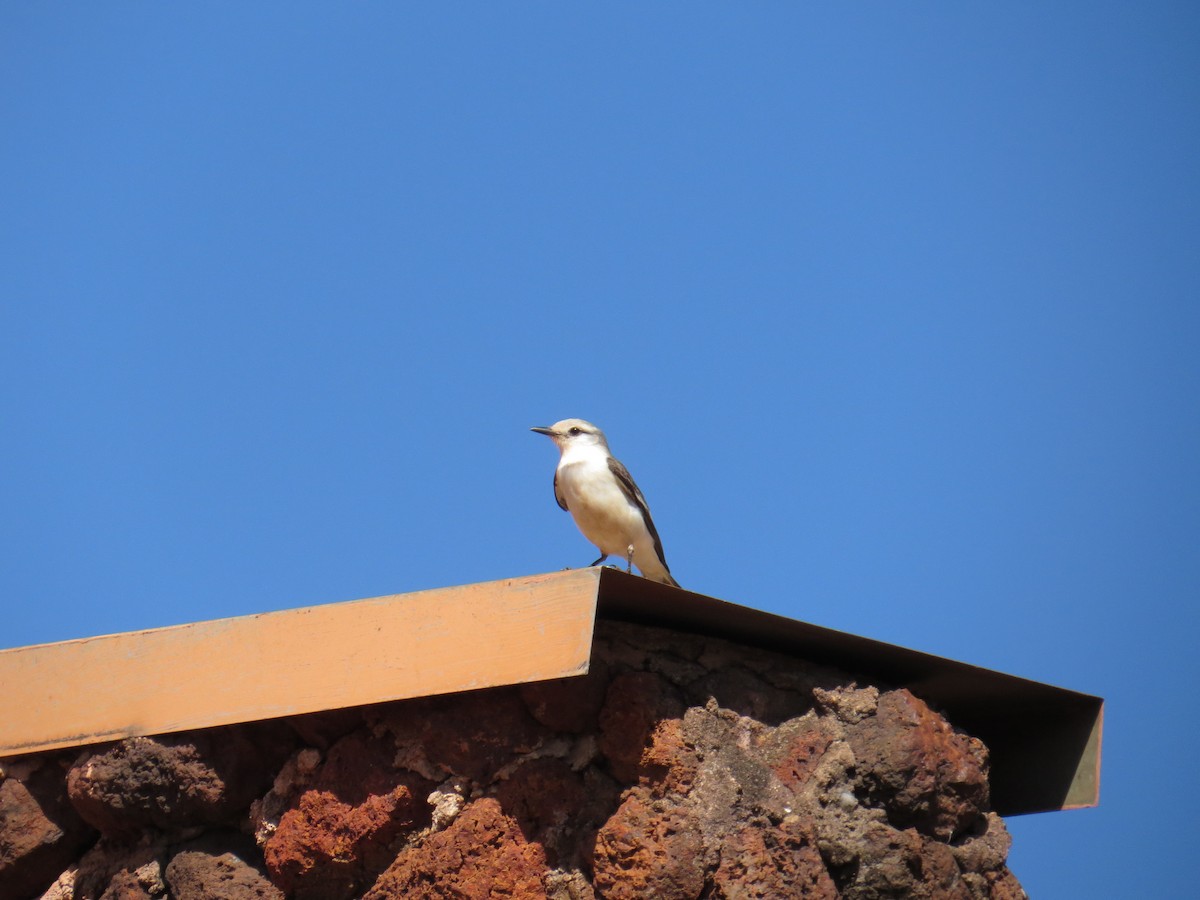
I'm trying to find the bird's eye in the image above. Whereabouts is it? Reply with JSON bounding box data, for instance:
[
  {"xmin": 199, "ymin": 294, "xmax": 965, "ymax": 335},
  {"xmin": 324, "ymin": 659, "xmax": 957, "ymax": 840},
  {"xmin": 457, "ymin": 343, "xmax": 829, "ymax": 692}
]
[{"xmin": 569, "ymin": 426, "xmax": 582, "ymax": 435}]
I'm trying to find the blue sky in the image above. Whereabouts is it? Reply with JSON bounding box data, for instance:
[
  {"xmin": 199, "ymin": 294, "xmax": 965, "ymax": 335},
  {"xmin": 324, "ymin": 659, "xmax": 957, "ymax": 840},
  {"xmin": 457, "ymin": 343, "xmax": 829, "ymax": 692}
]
[{"xmin": 2, "ymin": 4, "xmax": 1197, "ymax": 896}]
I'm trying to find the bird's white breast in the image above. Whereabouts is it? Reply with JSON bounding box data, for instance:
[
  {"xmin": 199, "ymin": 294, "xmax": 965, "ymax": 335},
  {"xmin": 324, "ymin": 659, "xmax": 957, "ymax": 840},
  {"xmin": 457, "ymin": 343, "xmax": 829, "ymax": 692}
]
[{"xmin": 556, "ymin": 452, "xmax": 645, "ymax": 555}]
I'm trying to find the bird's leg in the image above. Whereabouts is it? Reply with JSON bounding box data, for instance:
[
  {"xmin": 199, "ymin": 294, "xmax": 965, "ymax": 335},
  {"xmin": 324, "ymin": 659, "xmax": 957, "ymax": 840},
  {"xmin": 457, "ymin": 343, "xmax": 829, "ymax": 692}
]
[
  {"xmin": 589, "ymin": 552, "xmax": 609, "ymax": 568},
  {"xmin": 626, "ymin": 544, "xmax": 635, "ymax": 574}
]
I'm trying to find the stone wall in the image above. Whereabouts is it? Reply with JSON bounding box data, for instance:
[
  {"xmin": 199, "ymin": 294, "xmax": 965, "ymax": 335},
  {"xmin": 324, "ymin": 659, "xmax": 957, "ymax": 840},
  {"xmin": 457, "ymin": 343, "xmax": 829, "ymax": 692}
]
[{"xmin": 0, "ymin": 621, "xmax": 1026, "ymax": 899}]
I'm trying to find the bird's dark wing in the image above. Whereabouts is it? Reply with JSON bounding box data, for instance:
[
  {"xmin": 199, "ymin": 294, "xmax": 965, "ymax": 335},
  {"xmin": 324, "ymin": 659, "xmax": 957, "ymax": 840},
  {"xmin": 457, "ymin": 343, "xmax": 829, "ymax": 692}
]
[
  {"xmin": 553, "ymin": 470, "xmax": 569, "ymax": 511},
  {"xmin": 607, "ymin": 456, "xmax": 670, "ymax": 569}
]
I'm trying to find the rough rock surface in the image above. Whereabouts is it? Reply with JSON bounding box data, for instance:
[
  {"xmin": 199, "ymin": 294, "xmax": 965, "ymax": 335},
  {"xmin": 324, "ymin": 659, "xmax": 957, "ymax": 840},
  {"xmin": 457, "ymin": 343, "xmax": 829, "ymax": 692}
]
[
  {"xmin": 66, "ymin": 724, "xmax": 293, "ymax": 838},
  {"xmin": 165, "ymin": 832, "xmax": 282, "ymax": 900},
  {"xmin": 262, "ymin": 730, "xmax": 432, "ymax": 899},
  {"xmin": 363, "ymin": 798, "xmax": 548, "ymax": 900},
  {"xmin": 0, "ymin": 754, "xmax": 95, "ymax": 900},
  {"xmin": 0, "ymin": 620, "xmax": 1027, "ymax": 899}
]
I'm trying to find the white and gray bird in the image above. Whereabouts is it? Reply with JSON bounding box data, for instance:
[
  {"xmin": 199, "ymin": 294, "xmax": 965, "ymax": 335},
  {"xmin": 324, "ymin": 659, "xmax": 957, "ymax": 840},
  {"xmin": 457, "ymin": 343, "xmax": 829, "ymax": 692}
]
[{"xmin": 531, "ymin": 418, "xmax": 679, "ymax": 587}]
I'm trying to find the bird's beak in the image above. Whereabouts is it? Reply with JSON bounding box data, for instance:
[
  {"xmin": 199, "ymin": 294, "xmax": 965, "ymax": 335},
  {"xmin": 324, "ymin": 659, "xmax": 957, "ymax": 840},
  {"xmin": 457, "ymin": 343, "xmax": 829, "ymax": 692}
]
[{"xmin": 530, "ymin": 426, "xmax": 556, "ymax": 437}]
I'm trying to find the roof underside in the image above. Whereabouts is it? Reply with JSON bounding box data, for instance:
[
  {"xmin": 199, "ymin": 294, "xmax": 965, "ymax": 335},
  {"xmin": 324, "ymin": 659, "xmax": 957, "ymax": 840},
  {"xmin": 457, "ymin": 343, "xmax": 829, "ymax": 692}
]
[{"xmin": 594, "ymin": 568, "xmax": 1102, "ymax": 817}]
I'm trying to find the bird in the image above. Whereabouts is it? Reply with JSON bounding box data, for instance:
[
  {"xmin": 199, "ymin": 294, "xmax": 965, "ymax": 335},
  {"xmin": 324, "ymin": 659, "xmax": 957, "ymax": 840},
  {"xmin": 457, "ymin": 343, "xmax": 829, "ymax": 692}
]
[{"xmin": 531, "ymin": 418, "xmax": 679, "ymax": 587}]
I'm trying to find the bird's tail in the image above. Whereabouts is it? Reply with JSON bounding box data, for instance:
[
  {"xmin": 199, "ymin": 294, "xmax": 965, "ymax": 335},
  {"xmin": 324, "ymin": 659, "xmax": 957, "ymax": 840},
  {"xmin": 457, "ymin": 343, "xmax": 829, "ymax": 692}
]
[{"xmin": 657, "ymin": 571, "xmax": 681, "ymax": 589}]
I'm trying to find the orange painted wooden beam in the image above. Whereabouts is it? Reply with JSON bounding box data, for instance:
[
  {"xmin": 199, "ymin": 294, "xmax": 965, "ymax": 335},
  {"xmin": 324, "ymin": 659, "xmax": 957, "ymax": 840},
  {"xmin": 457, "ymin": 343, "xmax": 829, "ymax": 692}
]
[{"xmin": 0, "ymin": 569, "xmax": 601, "ymax": 756}]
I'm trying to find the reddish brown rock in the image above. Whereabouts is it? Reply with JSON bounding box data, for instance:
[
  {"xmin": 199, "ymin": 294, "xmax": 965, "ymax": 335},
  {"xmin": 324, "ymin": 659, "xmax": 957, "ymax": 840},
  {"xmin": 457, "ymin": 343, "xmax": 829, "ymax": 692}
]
[
  {"xmin": 70, "ymin": 839, "xmax": 167, "ymax": 900},
  {"xmin": 591, "ymin": 790, "xmax": 704, "ymax": 900},
  {"xmin": 99, "ymin": 869, "xmax": 158, "ymax": 899},
  {"xmin": 67, "ymin": 724, "xmax": 293, "ymax": 838},
  {"xmin": 952, "ymin": 814, "xmax": 1027, "ymax": 900},
  {"xmin": 263, "ymin": 792, "xmax": 360, "ymax": 899},
  {"xmin": 762, "ymin": 715, "xmax": 837, "ymax": 792},
  {"xmin": 165, "ymin": 833, "xmax": 282, "ymax": 900},
  {"xmin": 363, "ymin": 798, "xmax": 548, "ymax": 899},
  {"xmin": 637, "ymin": 718, "xmax": 698, "ymax": 796},
  {"xmin": 710, "ymin": 817, "xmax": 837, "ymax": 899},
  {"xmin": 493, "ymin": 758, "xmax": 589, "ymax": 865},
  {"xmin": 598, "ymin": 672, "xmax": 685, "ymax": 784},
  {"xmin": 378, "ymin": 689, "xmax": 551, "ymax": 782},
  {"xmin": 952, "ymin": 811, "xmax": 1013, "ymax": 875},
  {"xmin": 980, "ymin": 867, "xmax": 1029, "ymax": 900},
  {"xmin": 520, "ymin": 659, "xmax": 611, "ymax": 734},
  {"xmin": 491, "ymin": 758, "xmax": 620, "ymax": 878},
  {"xmin": 837, "ymin": 822, "xmax": 972, "ymax": 900},
  {"xmin": 264, "ymin": 788, "xmax": 417, "ymax": 899},
  {"xmin": 0, "ymin": 756, "xmax": 96, "ymax": 900},
  {"xmin": 313, "ymin": 728, "xmax": 427, "ymax": 805},
  {"xmin": 263, "ymin": 730, "xmax": 431, "ymax": 900},
  {"xmin": 846, "ymin": 689, "xmax": 989, "ymax": 839}
]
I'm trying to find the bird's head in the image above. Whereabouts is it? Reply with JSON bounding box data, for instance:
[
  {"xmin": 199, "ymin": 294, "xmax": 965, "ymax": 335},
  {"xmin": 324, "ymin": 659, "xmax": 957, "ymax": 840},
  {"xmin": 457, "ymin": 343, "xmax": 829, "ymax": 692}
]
[{"xmin": 530, "ymin": 418, "xmax": 610, "ymax": 453}]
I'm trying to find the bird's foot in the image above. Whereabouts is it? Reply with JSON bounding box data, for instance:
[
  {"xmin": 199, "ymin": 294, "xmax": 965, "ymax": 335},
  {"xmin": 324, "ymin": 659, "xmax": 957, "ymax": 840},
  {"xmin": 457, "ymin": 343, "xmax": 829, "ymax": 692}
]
[{"xmin": 626, "ymin": 544, "xmax": 635, "ymax": 574}]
